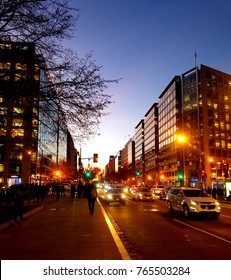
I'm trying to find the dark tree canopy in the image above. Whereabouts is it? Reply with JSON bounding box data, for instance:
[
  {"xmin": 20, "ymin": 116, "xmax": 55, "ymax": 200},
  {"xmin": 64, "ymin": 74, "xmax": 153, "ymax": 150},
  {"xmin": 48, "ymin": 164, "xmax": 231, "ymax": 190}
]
[{"xmin": 0, "ymin": 0, "xmax": 118, "ymax": 142}]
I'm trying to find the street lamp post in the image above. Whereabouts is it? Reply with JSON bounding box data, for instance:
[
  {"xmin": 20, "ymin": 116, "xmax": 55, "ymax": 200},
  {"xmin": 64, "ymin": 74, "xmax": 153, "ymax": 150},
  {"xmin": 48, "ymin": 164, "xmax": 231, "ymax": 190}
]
[
  {"xmin": 176, "ymin": 134, "xmax": 186, "ymax": 187},
  {"xmin": 209, "ymin": 158, "xmax": 219, "ymax": 197}
]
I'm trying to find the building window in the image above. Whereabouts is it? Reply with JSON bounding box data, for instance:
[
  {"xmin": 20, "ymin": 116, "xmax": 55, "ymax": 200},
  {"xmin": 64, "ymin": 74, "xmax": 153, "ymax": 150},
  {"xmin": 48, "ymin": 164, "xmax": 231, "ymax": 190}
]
[
  {"xmin": 12, "ymin": 118, "xmax": 23, "ymax": 127},
  {"xmin": 11, "ymin": 129, "xmax": 24, "ymax": 138},
  {"xmin": 0, "ymin": 128, "xmax": 6, "ymax": 136}
]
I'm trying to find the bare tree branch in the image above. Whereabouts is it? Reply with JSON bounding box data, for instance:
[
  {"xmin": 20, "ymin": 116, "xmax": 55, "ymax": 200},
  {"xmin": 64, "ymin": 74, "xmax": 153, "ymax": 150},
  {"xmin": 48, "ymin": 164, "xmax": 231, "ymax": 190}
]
[{"xmin": 0, "ymin": 0, "xmax": 119, "ymax": 143}]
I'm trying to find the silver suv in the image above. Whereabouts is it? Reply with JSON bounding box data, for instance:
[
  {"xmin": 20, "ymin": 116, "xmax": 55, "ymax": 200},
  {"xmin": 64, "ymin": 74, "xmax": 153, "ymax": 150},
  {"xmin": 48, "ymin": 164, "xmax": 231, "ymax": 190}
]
[{"xmin": 166, "ymin": 187, "xmax": 221, "ymax": 219}]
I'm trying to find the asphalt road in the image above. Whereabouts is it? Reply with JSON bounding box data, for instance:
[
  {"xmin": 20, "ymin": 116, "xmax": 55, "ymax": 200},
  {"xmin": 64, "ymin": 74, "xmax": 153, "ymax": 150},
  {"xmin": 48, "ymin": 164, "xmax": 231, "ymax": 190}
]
[{"xmin": 102, "ymin": 196, "xmax": 231, "ymax": 260}]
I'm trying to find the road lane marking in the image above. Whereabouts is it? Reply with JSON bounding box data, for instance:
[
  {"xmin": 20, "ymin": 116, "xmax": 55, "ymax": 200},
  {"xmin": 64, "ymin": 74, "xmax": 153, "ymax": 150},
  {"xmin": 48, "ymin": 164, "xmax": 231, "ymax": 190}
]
[
  {"xmin": 143, "ymin": 209, "xmax": 159, "ymax": 212},
  {"xmin": 173, "ymin": 219, "xmax": 231, "ymax": 244},
  {"xmin": 97, "ymin": 200, "xmax": 131, "ymax": 260},
  {"xmin": 221, "ymin": 214, "xmax": 231, "ymax": 219}
]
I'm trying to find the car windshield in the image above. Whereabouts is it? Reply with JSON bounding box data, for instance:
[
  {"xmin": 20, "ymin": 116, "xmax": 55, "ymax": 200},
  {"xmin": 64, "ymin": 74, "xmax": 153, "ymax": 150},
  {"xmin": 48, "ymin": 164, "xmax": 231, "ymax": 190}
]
[
  {"xmin": 139, "ymin": 188, "xmax": 151, "ymax": 192},
  {"xmin": 108, "ymin": 189, "xmax": 122, "ymax": 194},
  {"xmin": 183, "ymin": 190, "xmax": 208, "ymax": 197}
]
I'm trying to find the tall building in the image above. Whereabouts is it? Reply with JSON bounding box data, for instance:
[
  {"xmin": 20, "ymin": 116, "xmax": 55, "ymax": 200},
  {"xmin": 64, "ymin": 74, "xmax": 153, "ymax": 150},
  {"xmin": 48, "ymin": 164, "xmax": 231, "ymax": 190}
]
[
  {"xmin": 182, "ymin": 65, "xmax": 231, "ymax": 190},
  {"xmin": 144, "ymin": 103, "xmax": 158, "ymax": 184},
  {"xmin": 158, "ymin": 76, "xmax": 182, "ymax": 185},
  {"xmin": 0, "ymin": 42, "xmax": 40, "ymax": 185},
  {"xmin": 0, "ymin": 41, "xmax": 77, "ymax": 186},
  {"xmin": 135, "ymin": 119, "xmax": 145, "ymax": 182}
]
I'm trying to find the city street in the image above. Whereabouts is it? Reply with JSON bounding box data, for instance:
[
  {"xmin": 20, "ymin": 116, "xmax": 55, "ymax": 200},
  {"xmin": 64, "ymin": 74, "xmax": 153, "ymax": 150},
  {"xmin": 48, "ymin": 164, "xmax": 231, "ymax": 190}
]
[
  {"xmin": 0, "ymin": 193, "xmax": 231, "ymax": 260},
  {"xmin": 101, "ymin": 196, "xmax": 231, "ymax": 260}
]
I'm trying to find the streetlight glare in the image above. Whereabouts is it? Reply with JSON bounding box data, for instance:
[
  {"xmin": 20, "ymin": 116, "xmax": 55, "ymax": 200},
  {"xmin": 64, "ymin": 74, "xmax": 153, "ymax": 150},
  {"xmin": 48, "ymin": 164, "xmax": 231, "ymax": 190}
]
[{"xmin": 176, "ymin": 134, "xmax": 187, "ymax": 143}]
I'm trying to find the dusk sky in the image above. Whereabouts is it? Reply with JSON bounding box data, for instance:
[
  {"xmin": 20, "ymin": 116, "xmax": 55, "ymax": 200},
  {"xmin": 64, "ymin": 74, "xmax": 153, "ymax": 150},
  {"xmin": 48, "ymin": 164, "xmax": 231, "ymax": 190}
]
[{"xmin": 67, "ymin": 0, "xmax": 231, "ymax": 169}]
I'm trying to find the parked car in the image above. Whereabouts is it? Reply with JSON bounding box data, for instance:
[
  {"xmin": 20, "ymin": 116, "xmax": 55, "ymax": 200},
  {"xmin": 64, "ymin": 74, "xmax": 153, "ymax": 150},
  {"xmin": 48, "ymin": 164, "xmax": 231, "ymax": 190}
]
[
  {"xmin": 103, "ymin": 188, "xmax": 126, "ymax": 205},
  {"xmin": 166, "ymin": 187, "xmax": 221, "ymax": 219},
  {"xmin": 133, "ymin": 187, "xmax": 155, "ymax": 201}
]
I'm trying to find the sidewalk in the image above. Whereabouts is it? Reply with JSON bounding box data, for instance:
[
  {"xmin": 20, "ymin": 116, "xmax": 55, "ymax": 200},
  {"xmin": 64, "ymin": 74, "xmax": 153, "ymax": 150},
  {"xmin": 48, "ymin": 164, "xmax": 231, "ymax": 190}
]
[{"xmin": 0, "ymin": 194, "xmax": 130, "ymax": 260}]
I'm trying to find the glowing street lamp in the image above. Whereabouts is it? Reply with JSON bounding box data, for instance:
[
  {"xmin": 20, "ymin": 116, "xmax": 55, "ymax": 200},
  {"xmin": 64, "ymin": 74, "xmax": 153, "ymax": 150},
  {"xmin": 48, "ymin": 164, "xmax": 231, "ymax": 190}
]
[
  {"xmin": 176, "ymin": 134, "xmax": 186, "ymax": 186},
  {"xmin": 176, "ymin": 134, "xmax": 187, "ymax": 143}
]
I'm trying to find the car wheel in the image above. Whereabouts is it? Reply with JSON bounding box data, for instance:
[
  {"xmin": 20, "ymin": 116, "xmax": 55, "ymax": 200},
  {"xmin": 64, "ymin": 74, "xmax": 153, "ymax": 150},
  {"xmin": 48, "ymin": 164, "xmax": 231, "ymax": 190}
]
[
  {"xmin": 183, "ymin": 204, "xmax": 190, "ymax": 218},
  {"xmin": 211, "ymin": 213, "xmax": 219, "ymax": 219},
  {"xmin": 167, "ymin": 201, "xmax": 173, "ymax": 213}
]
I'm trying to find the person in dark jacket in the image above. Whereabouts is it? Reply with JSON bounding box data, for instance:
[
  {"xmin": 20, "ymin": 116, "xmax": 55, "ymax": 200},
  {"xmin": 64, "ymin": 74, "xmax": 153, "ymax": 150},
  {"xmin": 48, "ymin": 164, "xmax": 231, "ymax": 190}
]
[
  {"xmin": 86, "ymin": 181, "xmax": 98, "ymax": 215},
  {"xmin": 13, "ymin": 189, "xmax": 24, "ymax": 225}
]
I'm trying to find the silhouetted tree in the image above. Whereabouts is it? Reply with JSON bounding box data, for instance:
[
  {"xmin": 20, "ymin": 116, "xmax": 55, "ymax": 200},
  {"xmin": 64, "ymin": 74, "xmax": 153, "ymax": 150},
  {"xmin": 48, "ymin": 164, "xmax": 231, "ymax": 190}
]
[{"xmin": 0, "ymin": 0, "xmax": 119, "ymax": 142}]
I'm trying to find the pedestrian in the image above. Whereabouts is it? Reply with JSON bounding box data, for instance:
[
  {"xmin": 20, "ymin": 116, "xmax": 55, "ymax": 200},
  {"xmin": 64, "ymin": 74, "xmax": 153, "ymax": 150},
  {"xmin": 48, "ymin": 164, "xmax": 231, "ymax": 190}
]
[
  {"xmin": 86, "ymin": 181, "xmax": 98, "ymax": 215},
  {"xmin": 77, "ymin": 181, "xmax": 83, "ymax": 198},
  {"xmin": 56, "ymin": 184, "xmax": 61, "ymax": 200},
  {"xmin": 212, "ymin": 186, "xmax": 217, "ymax": 199},
  {"xmin": 70, "ymin": 184, "xmax": 76, "ymax": 202},
  {"xmin": 13, "ymin": 188, "xmax": 24, "ymax": 226}
]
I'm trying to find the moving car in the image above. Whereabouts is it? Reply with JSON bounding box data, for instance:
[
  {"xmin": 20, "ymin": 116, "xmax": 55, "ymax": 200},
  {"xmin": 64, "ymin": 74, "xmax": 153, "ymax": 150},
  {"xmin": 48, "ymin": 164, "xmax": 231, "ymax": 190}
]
[
  {"xmin": 133, "ymin": 187, "xmax": 155, "ymax": 201},
  {"xmin": 151, "ymin": 185, "xmax": 164, "ymax": 198},
  {"xmin": 103, "ymin": 188, "xmax": 126, "ymax": 205},
  {"xmin": 159, "ymin": 187, "xmax": 172, "ymax": 200},
  {"xmin": 166, "ymin": 187, "xmax": 221, "ymax": 219}
]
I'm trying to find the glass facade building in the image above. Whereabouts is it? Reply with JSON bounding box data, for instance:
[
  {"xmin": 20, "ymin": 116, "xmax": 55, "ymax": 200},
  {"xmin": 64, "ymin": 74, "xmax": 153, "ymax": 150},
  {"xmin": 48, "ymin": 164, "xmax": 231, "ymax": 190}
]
[{"xmin": 0, "ymin": 41, "xmax": 77, "ymax": 186}]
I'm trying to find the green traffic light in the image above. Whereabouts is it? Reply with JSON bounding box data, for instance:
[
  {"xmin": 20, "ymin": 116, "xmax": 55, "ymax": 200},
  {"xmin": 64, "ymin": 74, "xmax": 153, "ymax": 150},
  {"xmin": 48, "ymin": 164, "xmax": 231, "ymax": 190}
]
[
  {"xmin": 135, "ymin": 170, "xmax": 140, "ymax": 176},
  {"xmin": 84, "ymin": 171, "xmax": 92, "ymax": 179}
]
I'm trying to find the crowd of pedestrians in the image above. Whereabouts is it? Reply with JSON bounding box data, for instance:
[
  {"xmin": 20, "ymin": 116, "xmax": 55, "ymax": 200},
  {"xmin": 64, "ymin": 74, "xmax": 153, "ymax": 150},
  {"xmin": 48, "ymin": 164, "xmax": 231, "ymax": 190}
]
[{"xmin": 0, "ymin": 179, "xmax": 99, "ymax": 225}]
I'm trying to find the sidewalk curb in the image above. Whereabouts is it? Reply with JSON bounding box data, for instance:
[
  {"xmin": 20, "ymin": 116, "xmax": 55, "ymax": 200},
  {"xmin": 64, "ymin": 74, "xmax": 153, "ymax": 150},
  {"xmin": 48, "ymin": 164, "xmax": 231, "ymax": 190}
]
[{"xmin": 0, "ymin": 205, "xmax": 44, "ymax": 232}]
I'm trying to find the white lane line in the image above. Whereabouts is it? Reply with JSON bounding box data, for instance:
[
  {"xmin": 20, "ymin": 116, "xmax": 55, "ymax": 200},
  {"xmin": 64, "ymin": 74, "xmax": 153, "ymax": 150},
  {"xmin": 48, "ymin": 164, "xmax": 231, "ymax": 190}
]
[
  {"xmin": 173, "ymin": 219, "xmax": 231, "ymax": 244},
  {"xmin": 97, "ymin": 200, "xmax": 131, "ymax": 260},
  {"xmin": 221, "ymin": 214, "xmax": 231, "ymax": 219}
]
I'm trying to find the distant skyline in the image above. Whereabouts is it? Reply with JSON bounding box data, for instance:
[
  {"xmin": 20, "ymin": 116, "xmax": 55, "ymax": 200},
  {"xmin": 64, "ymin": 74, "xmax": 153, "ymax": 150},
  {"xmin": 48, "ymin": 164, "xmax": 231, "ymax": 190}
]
[{"xmin": 67, "ymin": 0, "xmax": 231, "ymax": 169}]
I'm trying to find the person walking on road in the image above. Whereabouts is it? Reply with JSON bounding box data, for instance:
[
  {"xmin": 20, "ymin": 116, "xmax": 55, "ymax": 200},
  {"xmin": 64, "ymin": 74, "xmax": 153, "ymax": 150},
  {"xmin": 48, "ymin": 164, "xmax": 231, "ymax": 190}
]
[{"xmin": 86, "ymin": 181, "xmax": 98, "ymax": 215}]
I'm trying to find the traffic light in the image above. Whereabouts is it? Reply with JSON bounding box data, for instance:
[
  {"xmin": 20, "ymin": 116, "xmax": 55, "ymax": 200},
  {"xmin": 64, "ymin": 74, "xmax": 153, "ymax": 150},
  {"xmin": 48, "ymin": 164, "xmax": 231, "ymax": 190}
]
[
  {"xmin": 84, "ymin": 171, "xmax": 92, "ymax": 179},
  {"xmin": 93, "ymin": 153, "xmax": 98, "ymax": 163},
  {"xmin": 135, "ymin": 170, "xmax": 140, "ymax": 176},
  {"xmin": 201, "ymin": 170, "xmax": 207, "ymax": 179},
  {"xmin": 177, "ymin": 172, "xmax": 184, "ymax": 180}
]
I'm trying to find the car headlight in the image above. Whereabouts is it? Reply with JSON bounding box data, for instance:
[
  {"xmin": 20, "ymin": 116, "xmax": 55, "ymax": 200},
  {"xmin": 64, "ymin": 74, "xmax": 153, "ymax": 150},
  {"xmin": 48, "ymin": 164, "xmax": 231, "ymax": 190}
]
[
  {"xmin": 107, "ymin": 194, "xmax": 113, "ymax": 199},
  {"xmin": 138, "ymin": 193, "xmax": 142, "ymax": 197},
  {"xmin": 190, "ymin": 200, "xmax": 199, "ymax": 205},
  {"xmin": 121, "ymin": 194, "xmax": 126, "ymax": 199},
  {"xmin": 215, "ymin": 201, "xmax": 220, "ymax": 205}
]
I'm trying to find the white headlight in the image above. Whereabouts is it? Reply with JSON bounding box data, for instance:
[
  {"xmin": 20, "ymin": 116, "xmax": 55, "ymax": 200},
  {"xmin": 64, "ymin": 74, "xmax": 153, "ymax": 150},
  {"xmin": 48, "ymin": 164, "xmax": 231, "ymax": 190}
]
[{"xmin": 191, "ymin": 200, "xmax": 198, "ymax": 205}]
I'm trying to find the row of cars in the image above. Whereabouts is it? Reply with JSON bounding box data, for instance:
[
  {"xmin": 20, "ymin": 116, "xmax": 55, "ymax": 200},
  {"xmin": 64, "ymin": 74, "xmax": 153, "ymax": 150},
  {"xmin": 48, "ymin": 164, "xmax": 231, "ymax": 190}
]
[
  {"xmin": 98, "ymin": 183, "xmax": 221, "ymax": 219},
  {"xmin": 98, "ymin": 184, "xmax": 164, "ymax": 204}
]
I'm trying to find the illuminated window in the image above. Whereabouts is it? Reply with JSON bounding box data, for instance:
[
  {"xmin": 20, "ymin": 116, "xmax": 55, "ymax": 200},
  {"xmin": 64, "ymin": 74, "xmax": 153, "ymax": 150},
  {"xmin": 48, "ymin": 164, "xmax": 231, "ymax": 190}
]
[
  {"xmin": 13, "ymin": 107, "xmax": 25, "ymax": 114},
  {"xmin": 221, "ymin": 140, "xmax": 226, "ymax": 149},
  {"xmin": 32, "ymin": 129, "xmax": 38, "ymax": 138},
  {"xmin": 11, "ymin": 129, "xmax": 24, "ymax": 138},
  {"xmin": 0, "ymin": 72, "xmax": 10, "ymax": 80},
  {"xmin": 32, "ymin": 119, "xmax": 38, "ymax": 127},
  {"xmin": 220, "ymin": 122, "xmax": 225, "ymax": 130},
  {"xmin": 12, "ymin": 118, "xmax": 23, "ymax": 127},
  {"xmin": 215, "ymin": 141, "xmax": 220, "ymax": 148},
  {"xmin": 214, "ymin": 122, "xmax": 219, "ymax": 128},
  {"xmin": 10, "ymin": 152, "xmax": 23, "ymax": 160},
  {"xmin": 15, "ymin": 63, "xmax": 27, "ymax": 70},
  {"xmin": 0, "ymin": 62, "xmax": 10, "ymax": 69},
  {"xmin": 0, "ymin": 129, "xmax": 6, "ymax": 136},
  {"xmin": 15, "ymin": 72, "xmax": 27, "ymax": 81},
  {"xmin": 0, "ymin": 107, "xmax": 7, "ymax": 114}
]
